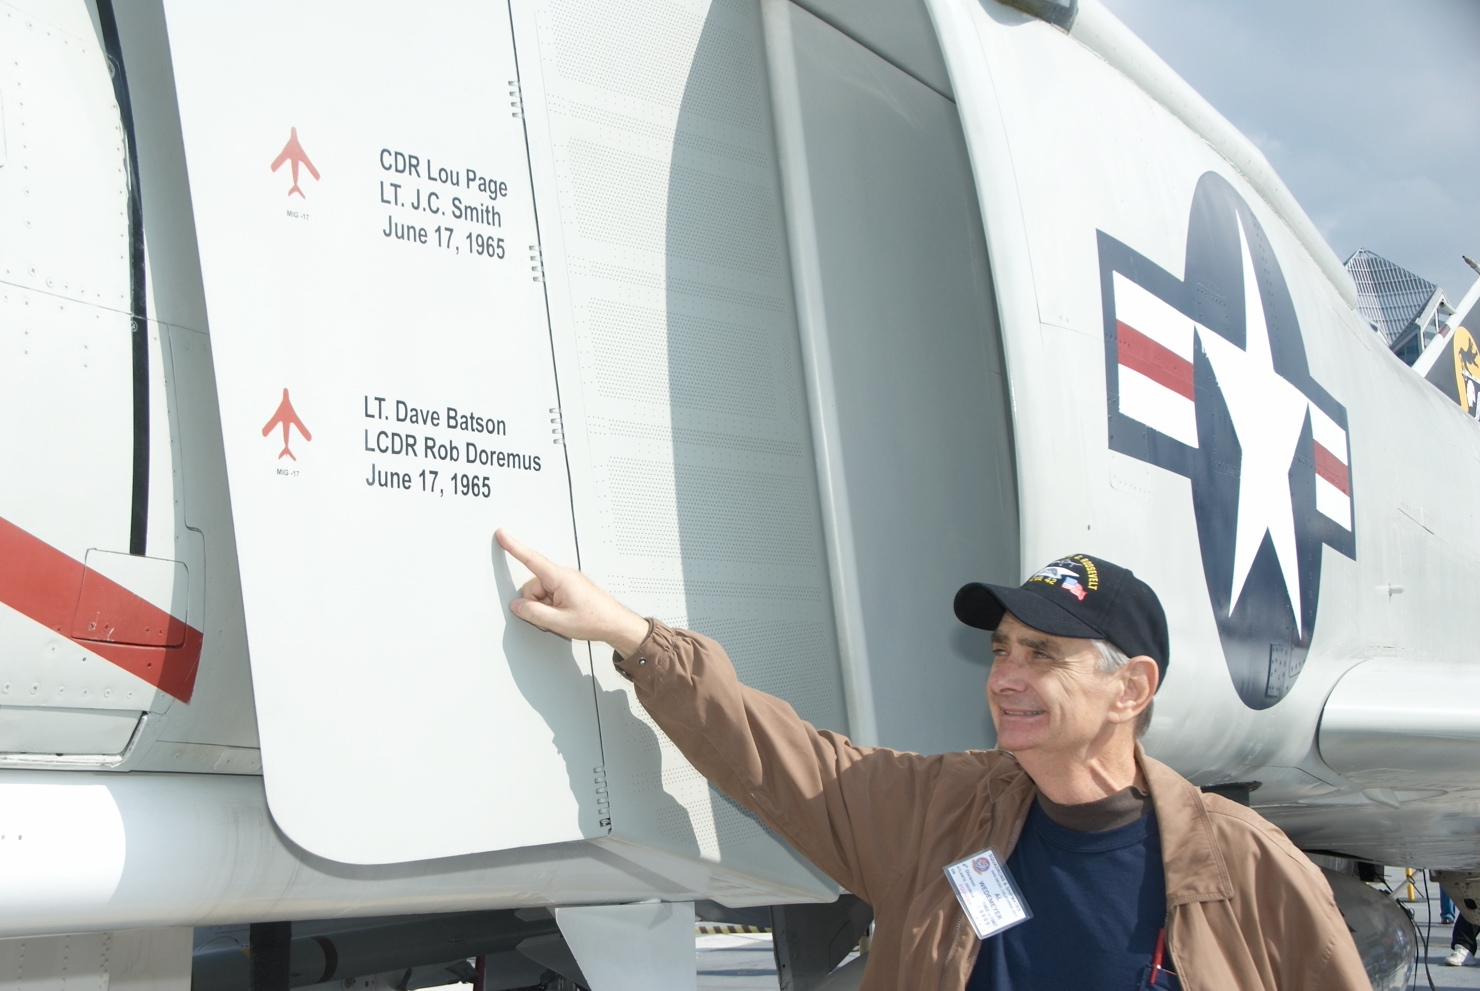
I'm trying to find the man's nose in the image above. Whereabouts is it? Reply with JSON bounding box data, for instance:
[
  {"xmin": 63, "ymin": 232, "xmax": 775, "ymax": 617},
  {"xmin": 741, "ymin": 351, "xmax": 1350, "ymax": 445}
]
[{"xmin": 988, "ymin": 653, "xmax": 1026, "ymax": 691}]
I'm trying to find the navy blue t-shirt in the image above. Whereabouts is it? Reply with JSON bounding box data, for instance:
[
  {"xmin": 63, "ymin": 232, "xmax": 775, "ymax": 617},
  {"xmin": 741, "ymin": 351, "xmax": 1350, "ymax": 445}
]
[{"xmin": 966, "ymin": 800, "xmax": 1180, "ymax": 990}]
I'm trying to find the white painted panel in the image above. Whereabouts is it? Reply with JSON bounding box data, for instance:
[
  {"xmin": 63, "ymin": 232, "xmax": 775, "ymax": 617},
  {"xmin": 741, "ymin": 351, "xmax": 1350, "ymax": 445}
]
[
  {"xmin": 0, "ymin": 605, "xmax": 159, "ymax": 715},
  {"xmin": 0, "ymin": 706, "xmax": 140, "ymax": 754},
  {"xmin": 0, "ymin": 2, "xmax": 128, "ymax": 309},
  {"xmin": 1313, "ymin": 476, "xmax": 1351, "ymax": 530},
  {"xmin": 1308, "ymin": 402, "xmax": 1348, "ymax": 460},
  {"xmin": 1117, "ymin": 366, "xmax": 1198, "ymax": 448},
  {"xmin": 0, "ymin": 4, "xmax": 172, "ymax": 726},
  {"xmin": 162, "ymin": 1, "xmax": 602, "ymax": 862},
  {"xmin": 0, "ymin": 287, "xmax": 133, "ymax": 562},
  {"xmin": 1112, "ymin": 272, "xmax": 1193, "ymax": 358},
  {"xmin": 0, "ymin": 783, "xmax": 125, "ymax": 910}
]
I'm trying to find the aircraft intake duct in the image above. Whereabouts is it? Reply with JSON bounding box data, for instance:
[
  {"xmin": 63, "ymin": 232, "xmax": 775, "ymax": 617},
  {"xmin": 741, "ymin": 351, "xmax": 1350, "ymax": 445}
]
[
  {"xmin": 1321, "ymin": 868, "xmax": 1416, "ymax": 991},
  {"xmin": 1319, "ymin": 658, "xmax": 1480, "ymax": 788}
]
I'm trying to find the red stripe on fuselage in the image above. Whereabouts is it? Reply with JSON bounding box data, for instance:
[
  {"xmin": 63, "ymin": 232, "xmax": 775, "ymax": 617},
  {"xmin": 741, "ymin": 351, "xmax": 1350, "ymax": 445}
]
[
  {"xmin": 1117, "ymin": 321, "xmax": 1195, "ymax": 400},
  {"xmin": 1313, "ymin": 442, "xmax": 1350, "ymax": 496},
  {"xmin": 0, "ymin": 516, "xmax": 201, "ymax": 702}
]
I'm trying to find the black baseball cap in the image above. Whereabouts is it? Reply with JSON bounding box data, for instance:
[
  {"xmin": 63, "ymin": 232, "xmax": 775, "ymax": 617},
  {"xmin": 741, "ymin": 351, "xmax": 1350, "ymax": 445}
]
[{"xmin": 954, "ymin": 554, "xmax": 1170, "ymax": 686}]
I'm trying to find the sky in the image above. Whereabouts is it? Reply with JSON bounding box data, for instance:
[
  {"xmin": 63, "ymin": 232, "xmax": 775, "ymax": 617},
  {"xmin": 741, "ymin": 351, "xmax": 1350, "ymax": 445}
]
[{"xmin": 1098, "ymin": 0, "xmax": 1480, "ymax": 300}]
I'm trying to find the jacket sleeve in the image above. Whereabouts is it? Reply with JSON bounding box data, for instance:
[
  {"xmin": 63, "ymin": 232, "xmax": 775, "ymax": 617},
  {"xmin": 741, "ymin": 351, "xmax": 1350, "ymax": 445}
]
[
  {"xmin": 612, "ymin": 619, "xmax": 958, "ymax": 906},
  {"xmin": 1296, "ymin": 872, "xmax": 1377, "ymax": 991},
  {"xmin": 1205, "ymin": 805, "xmax": 1373, "ymax": 991},
  {"xmin": 1305, "ymin": 926, "xmax": 1373, "ymax": 991}
]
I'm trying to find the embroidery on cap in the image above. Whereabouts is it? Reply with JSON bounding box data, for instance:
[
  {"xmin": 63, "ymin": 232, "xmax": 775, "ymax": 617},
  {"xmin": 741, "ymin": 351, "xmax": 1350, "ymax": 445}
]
[
  {"xmin": 1031, "ymin": 564, "xmax": 1078, "ymax": 584},
  {"xmin": 1072, "ymin": 555, "xmax": 1100, "ymax": 590},
  {"xmin": 1062, "ymin": 576, "xmax": 1087, "ymax": 600}
]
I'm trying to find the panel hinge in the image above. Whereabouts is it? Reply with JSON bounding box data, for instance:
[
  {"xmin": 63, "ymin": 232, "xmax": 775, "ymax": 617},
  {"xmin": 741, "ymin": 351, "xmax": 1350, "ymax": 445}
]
[
  {"xmin": 594, "ymin": 764, "xmax": 611, "ymax": 829},
  {"xmin": 530, "ymin": 244, "xmax": 545, "ymax": 282},
  {"xmin": 550, "ymin": 407, "xmax": 565, "ymax": 446},
  {"xmin": 509, "ymin": 79, "xmax": 524, "ymax": 119}
]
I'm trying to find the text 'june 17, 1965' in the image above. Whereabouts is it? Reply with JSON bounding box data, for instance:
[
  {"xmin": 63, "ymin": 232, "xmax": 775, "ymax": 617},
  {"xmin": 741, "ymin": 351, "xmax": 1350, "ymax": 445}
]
[
  {"xmin": 361, "ymin": 394, "xmax": 543, "ymax": 497},
  {"xmin": 378, "ymin": 147, "xmax": 509, "ymax": 259}
]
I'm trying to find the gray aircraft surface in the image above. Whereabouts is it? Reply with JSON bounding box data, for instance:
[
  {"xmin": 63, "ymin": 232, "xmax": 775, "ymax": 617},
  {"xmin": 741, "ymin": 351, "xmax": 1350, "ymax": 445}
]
[{"xmin": 0, "ymin": 0, "xmax": 1475, "ymax": 989}]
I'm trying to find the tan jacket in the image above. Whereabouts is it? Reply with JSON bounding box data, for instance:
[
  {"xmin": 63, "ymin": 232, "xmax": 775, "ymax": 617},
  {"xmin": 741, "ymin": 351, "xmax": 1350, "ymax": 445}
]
[{"xmin": 615, "ymin": 621, "xmax": 1370, "ymax": 991}]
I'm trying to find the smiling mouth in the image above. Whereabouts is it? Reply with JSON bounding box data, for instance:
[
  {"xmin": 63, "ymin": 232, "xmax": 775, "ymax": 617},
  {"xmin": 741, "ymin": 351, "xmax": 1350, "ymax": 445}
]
[{"xmin": 999, "ymin": 707, "xmax": 1045, "ymax": 717}]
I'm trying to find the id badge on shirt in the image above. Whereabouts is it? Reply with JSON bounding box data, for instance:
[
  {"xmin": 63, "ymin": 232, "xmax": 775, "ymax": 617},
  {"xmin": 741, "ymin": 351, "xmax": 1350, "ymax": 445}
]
[{"xmin": 943, "ymin": 848, "xmax": 1032, "ymax": 940}]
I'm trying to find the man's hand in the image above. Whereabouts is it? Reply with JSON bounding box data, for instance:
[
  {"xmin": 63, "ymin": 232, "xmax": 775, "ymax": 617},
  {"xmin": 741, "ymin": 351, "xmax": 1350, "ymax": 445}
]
[{"xmin": 496, "ymin": 528, "xmax": 652, "ymax": 658}]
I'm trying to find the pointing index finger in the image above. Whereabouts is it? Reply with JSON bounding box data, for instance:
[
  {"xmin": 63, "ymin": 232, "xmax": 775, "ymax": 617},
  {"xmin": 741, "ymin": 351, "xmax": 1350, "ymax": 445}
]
[{"xmin": 496, "ymin": 528, "xmax": 560, "ymax": 583}]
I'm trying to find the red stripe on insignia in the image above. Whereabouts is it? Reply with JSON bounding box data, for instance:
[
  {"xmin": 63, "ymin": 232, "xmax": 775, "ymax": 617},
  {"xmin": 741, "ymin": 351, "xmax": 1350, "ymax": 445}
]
[
  {"xmin": 1313, "ymin": 442, "xmax": 1350, "ymax": 496},
  {"xmin": 0, "ymin": 516, "xmax": 201, "ymax": 702},
  {"xmin": 1117, "ymin": 321, "xmax": 1195, "ymax": 400}
]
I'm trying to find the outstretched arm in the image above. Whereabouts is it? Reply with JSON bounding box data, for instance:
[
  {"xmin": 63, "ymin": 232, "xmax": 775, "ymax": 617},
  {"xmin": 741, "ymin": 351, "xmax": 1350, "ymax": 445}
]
[
  {"xmin": 495, "ymin": 528, "xmax": 651, "ymax": 657},
  {"xmin": 494, "ymin": 528, "xmax": 973, "ymax": 907}
]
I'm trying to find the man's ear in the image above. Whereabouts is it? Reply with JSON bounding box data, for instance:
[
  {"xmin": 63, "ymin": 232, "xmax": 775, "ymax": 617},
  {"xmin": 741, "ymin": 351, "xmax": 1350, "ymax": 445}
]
[{"xmin": 1114, "ymin": 655, "xmax": 1159, "ymax": 722}]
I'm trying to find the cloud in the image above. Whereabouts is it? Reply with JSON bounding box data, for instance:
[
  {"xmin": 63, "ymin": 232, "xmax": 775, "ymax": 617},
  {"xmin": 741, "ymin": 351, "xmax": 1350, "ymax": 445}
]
[{"xmin": 1098, "ymin": 0, "xmax": 1480, "ymax": 295}]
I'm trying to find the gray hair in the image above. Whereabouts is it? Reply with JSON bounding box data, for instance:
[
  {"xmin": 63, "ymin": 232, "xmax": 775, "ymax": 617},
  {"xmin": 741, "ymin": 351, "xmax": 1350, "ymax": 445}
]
[{"xmin": 1092, "ymin": 639, "xmax": 1153, "ymax": 738}]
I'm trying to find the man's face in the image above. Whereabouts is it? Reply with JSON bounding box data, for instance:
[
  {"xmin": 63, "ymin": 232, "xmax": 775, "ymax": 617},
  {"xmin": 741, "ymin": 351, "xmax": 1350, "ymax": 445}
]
[{"xmin": 986, "ymin": 612, "xmax": 1130, "ymax": 757}]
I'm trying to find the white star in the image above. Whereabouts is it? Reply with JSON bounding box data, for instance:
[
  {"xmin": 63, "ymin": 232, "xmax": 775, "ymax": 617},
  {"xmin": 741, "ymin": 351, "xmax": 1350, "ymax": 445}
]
[{"xmin": 1195, "ymin": 219, "xmax": 1308, "ymax": 631}]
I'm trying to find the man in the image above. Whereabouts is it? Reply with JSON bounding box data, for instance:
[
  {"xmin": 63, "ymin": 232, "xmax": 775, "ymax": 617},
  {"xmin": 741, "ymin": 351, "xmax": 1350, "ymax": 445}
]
[{"xmin": 495, "ymin": 530, "xmax": 1368, "ymax": 990}]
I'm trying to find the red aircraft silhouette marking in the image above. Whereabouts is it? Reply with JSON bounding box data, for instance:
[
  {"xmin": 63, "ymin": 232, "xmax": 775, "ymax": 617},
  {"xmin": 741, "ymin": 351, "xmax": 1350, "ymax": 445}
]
[
  {"xmin": 262, "ymin": 388, "xmax": 312, "ymax": 460},
  {"xmin": 270, "ymin": 127, "xmax": 320, "ymax": 198}
]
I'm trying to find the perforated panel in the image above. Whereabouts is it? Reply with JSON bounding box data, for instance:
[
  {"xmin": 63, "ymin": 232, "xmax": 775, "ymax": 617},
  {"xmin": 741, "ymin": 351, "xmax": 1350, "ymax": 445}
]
[
  {"xmin": 780, "ymin": 5, "xmax": 1015, "ymax": 754},
  {"xmin": 587, "ymin": 303, "xmax": 780, "ymax": 415},
  {"xmin": 515, "ymin": 0, "xmax": 844, "ymax": 896},
  {"xmin": 694, "ymin": 617, "xmax": 838, "ymax": 726}
]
